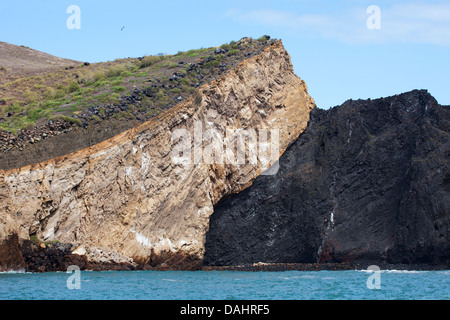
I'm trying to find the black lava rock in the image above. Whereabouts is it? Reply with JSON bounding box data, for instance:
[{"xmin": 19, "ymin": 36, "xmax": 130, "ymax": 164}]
[{"xmin": 204, "ymin": 90, "xmax": 450, "ymax": 267}]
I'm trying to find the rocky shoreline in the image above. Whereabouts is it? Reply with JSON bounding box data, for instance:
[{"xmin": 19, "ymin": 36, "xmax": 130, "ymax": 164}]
[
  {"xmin": 7, "ymin": 240, "xmax": 448, "ymax": 273},
  {"xmin": 202, "ymin": 262, "xmax": 450, "ymax": 272},
  {"xmin": 20, "ymin": 241, "xmax": 138, "ymax": 272}
]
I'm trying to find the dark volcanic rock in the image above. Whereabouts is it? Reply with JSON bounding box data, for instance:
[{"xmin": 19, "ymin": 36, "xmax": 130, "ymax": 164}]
[
  {"xmin": 21, "ymin": 241, "xmax": 74, "ymax": 272},
  {"xmin": 0, "ymin": 233, "xmax": 26, "ymax": 271},
  {"xmin": 204, "ymin": 89, "xmax": 450, "ymax": 267},
  {"xmin": 139, "ymin": 249, "xmax": 203, "ymax": 271},
  {"xmin": 19, "ymin": 241, "xmax": 137, "ymax": 272}
]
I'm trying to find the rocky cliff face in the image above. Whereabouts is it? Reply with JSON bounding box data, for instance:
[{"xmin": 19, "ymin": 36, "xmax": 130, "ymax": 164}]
[
  {"xmin": 0, "ymin": 40, "xmax": 315, "ymax": 271},
  {"xmin": 0, "ymin": 209, "xmax": 26, "ymax": 271},
  {"xmin": 205, "ymin": 90, "xmax": 450, "ymax": 267}
]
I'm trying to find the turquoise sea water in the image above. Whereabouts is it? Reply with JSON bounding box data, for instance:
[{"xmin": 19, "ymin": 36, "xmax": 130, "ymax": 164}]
[{"xmin": 0, "ymin": 270, "xmax": 449, "ymax": 300}]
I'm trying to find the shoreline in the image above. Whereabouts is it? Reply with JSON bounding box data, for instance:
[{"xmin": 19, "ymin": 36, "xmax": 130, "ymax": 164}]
[
  {"xmin": 201, "ymin": 262, "xmax": 450, "ymax": 272},
  {"xmin": 3, "ymin": 240, "xmax": 448, "ymax": 273},
  {"xmin": 2, "ymin": 262, "xmax": 449, "ymax": 274}
]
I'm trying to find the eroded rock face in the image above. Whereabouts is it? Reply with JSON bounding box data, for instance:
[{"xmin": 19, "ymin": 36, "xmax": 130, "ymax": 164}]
[
  {"xmin": 0, "ymin": 41, "xmax": 314, "ymax": 271},
  {"xmin": 0, "ymin": 209, "xmax": 26, "ymax": 271},
  {"xmin": 204, "ymin": 90, "xmax": 450, "ymax": 267}
]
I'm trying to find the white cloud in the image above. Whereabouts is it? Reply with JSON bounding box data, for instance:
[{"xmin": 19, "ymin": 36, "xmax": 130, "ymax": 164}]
[{"xmin": 223, "ymin": 2, "xmax": 450, "ymax": 45}]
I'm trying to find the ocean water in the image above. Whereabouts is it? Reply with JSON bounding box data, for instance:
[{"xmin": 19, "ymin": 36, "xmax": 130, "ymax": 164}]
[{"xmin": 0, "ymin": 270, "xmax": 449, "ymax": 300}]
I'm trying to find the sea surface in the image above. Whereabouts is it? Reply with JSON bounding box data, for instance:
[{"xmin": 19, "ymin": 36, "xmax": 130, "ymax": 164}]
[{"xmin": 0, "ymin": 270, "xmax": 449, "ymax": 300}]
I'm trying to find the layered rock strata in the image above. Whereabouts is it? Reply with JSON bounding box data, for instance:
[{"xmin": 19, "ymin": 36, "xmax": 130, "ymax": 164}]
[{"xmin": 0, "ymin": 40, "xmax": 314, "ymax": 271}]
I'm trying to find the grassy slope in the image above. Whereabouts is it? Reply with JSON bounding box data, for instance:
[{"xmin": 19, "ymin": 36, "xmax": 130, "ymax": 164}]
[
  {"xmin": 0, "ymin": 37, "xmax": 271, "ymax": 136},
  {"xmin": 0, "ymin": 48, "xmax": 208, "ymax": 133}
]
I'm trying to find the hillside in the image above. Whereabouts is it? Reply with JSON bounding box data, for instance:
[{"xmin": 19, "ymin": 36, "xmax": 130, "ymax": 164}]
[
  {"xmin": 0, "ymin": 36, "xmax": 274, "ymax": 169},
  {"xmin": 0, "ymin": 41, "xmax": 80, "ymax": 83}
]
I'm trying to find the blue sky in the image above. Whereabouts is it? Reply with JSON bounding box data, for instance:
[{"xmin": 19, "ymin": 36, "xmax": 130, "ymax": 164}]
[{"xmin": 1, "ymin": 0, "xmax": 449, "ymax": 108}]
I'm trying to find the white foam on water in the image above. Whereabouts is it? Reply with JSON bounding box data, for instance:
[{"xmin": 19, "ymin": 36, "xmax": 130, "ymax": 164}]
[
  {"xmin": 298, "ymin": 275, "xmax": 316, "ymax": 279},
  {"xmin": 161, "ymin": 279, "xmax": 183, "ymax": 282},
  {"xmin": 0, "ymin": 269, "xmax": 27, "ymax": 274},
  {"xmin": 356, "ymin": 269, "xmax": 426, "ymax": 274},
  {"xmin": 384, "ymin": 270, "xmax": 426, "ymax": 274}
]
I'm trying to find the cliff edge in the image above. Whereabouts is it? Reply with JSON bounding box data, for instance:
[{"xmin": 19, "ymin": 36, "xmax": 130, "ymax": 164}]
[
  {"xmin": 0, "ymin": 40, "xmax": 315, "ymax": 271},
  {"xmin": 205, "ymin": 90, "xmax": 450, "ymax": 268}
]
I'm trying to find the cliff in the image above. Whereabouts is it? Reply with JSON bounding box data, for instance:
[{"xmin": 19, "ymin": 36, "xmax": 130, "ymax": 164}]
[
  {"xmin": 0, "ymin": 40, "xmax": 315, "ymax": 271},
  {"xmin": 205, "ymin": 90, "xmax": 450, "ymax": 268},
  {"xmin": 0, "ymin": 37, "xmax": 277, "ymax": 170}
]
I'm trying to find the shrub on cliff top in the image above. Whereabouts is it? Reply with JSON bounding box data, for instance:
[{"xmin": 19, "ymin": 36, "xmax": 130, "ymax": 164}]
[{"xmin": 140, "ymin": 55, "xmax": 164, "ymax": 69}]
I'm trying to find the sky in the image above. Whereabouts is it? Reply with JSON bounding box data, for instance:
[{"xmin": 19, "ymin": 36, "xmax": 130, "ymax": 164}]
[{"xmin": 1, "ymin": 0, "xmax": 449, "ymax": 109}]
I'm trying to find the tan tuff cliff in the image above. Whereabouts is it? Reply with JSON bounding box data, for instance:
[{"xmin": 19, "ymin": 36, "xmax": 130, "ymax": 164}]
[{"xmin": 0, "ymin": 40, "xmax": 315, "ymax": 270}]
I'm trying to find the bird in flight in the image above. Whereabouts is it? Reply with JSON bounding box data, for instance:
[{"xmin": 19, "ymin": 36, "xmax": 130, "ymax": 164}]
[{"xmin": 121, "ymin": 26, "xmax": 125, "ymax": 31}]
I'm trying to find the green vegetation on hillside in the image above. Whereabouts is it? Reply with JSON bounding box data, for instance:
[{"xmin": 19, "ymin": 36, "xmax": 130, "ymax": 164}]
[{"xmin": 0, "ymin": 36, "xmax": 273, "ymax": 136}]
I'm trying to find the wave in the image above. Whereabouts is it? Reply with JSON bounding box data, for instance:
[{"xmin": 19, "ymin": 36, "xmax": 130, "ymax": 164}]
[
  {"xmin": 161, "ymin": 278, "xmax": 183, "ymax": 282},
  {"xmin": 0, "ymin": 269, "xmax": 27, "ymax": 274},
  {"xmin": 356, "ymin": 269, "xmax": 427, "ymax": 274},
  {"xmin": 383, "ymin": 270, "xmax": 427, "ymax": 274}
]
